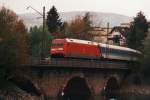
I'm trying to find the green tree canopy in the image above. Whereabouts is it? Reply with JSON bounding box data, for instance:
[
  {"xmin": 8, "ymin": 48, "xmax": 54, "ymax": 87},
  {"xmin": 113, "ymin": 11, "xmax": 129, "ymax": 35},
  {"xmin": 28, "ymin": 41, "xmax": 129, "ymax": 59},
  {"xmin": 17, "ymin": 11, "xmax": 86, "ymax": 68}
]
[
  {"xmin": 141, "ymin": 33, "xmax": 150, "ymax": 78},
  {"xmin": 28, "ymin": 26, "xmax": 42, "ymax": 57},
  {"xmin": 28, "ymin": 25, "xmax": 51, "ymax": 57},
  {"xmin": 126, "ymin": 11, "xmax": 149, "ymax": 51}
]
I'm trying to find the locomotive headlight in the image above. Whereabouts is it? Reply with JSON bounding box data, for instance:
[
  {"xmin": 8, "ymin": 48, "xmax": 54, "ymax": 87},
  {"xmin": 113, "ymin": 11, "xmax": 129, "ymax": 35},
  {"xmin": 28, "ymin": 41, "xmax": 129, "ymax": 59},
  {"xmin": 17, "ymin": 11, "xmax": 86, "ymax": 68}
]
[
  {"xmin": 51, "ymin": 48, "xmax": 63, "ymax": 51},
  {"xmin": 51, "ymin": 48, "xmax": 56, "ymax": 51}
]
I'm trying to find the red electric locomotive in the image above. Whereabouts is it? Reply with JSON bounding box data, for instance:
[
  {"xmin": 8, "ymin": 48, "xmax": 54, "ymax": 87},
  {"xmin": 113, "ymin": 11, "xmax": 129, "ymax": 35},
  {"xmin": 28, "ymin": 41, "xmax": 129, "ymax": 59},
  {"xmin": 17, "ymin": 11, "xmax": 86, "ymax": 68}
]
[{"xmin": 51, "ymin": 38, "xmax": 100, "ymax": 59}]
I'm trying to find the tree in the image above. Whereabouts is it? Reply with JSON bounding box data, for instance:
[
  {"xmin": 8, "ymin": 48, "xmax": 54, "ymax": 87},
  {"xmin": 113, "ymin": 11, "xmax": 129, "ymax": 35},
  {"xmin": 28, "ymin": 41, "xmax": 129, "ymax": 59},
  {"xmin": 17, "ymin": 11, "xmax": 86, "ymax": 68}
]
[
  {"xmin": 126, "ymin": 11, "xmax": 149, "ymax": 50},
  {"xmin": 140, "ymin": 32, "xmax": 150, "ymax": 77},
  {"xmin": 28, "ymin": 26, "xmax": 42, "ymax": 57},
  {"xmin": 0, "ymin": 7, "xmax": 28, "ymax": 66},
  {"xmin": 68, "ymin": 16, "xmax": 85, "ymax": 34},
  {"xmin": 13, "ymin": 20, "xmax": 28, "ymax": 65},
  {"xmin": 65, "ymin": 12, "xmax": 93, "ymax": 40},
  {"xmin": 28, "ymin": 25, "xmax": 51, "ymax": 57},
  {"xmin": 46, "ymin": 6, "xmax": 62, "ymax": 34},
  {"xmin": 83, "ymin": 12, "xmax": 92, "ymax": 32}
]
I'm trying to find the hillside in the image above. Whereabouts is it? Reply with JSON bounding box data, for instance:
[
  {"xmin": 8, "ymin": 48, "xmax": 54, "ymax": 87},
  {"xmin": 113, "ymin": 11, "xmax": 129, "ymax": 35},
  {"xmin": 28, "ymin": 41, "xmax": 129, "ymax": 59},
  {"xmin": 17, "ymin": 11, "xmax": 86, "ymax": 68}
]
[{"xmin": 19, "ymin": 11, "xmax": 132, "ymax": 28}]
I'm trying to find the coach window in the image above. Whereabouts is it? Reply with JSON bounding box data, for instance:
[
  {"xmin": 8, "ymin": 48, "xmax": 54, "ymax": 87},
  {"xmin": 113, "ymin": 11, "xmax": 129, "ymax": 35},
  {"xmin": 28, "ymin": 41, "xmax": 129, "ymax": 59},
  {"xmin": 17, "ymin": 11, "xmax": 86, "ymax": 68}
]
[
  {"xmin": 101, "ymin": 47, "xmax": 105, "ymax": 53},
  {"xmin": 111, "ymin": 49, "xmax": 116, "ymax": 55}
]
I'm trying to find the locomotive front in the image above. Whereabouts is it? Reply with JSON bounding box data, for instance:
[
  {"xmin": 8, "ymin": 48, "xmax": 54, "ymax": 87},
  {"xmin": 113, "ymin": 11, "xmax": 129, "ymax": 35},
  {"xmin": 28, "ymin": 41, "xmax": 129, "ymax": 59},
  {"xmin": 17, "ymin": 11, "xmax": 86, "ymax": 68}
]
[{"xmin": 51, "ymin": 39, "xmax": 66, "ymax": 57}]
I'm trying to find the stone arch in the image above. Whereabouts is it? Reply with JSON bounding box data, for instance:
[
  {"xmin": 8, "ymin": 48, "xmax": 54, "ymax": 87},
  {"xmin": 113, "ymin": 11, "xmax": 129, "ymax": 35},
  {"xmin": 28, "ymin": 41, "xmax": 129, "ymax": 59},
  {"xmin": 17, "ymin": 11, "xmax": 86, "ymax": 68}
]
[
  {"xmin": 103, "ymin": 77, "xmax": 120, "ymax": 98},
  {"xmin": 60, "ymin": 76, "xmax": 91, "ymax": 100}
]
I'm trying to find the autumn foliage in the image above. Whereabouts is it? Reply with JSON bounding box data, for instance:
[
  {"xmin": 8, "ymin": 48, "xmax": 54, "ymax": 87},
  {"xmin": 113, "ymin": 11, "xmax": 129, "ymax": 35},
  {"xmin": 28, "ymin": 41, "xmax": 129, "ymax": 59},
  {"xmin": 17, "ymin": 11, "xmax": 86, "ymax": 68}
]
[
  {"xmin": 65, "ymin": 14, "xmax": 93, "ymax": 40},
  {"xmin": 0, "ymin": 7, "xmax": 28, "ymax": 66},
  {"xmin": 52, "ymin": 12, "xmax": 93, "ymax": 40}
]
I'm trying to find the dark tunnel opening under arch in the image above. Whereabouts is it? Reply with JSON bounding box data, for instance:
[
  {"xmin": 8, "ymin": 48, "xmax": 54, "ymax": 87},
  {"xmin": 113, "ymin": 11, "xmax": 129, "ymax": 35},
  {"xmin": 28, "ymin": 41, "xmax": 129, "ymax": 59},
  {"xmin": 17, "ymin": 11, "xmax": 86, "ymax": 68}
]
[
  {"xmin": 60, "ymin": 77, "xmax": 91, "ymax": 100},
  {"xmin": 104, "ymin": 77, "xmax": 120, "ymax": 98}
]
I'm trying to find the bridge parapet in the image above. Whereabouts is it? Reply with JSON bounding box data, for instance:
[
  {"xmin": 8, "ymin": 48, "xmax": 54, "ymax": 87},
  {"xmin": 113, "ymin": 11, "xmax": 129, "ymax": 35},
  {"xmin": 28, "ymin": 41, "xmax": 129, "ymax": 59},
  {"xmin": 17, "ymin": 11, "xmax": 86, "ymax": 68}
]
[{"xmin": 32, "ymin": 58, "xmax": 129, "ymax": 70}]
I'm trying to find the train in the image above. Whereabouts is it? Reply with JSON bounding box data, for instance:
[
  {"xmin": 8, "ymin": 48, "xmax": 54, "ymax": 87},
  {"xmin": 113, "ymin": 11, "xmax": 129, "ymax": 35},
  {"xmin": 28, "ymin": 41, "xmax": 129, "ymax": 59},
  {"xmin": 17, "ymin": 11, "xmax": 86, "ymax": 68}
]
[{"xmin": 50, "ymin": 38, "xmax": 141, "ymax": 62}]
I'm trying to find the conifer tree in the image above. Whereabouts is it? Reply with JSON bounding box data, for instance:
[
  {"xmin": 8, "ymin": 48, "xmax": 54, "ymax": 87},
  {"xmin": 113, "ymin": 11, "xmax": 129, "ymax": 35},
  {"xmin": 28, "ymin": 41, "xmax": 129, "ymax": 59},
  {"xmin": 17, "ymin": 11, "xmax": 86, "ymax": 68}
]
[
  {"xmin": 46, "ymin": 6, "xmax": 62, "ymax": 34},
  {"xmin": 126, "ymin": 11, "xmax": 148, "ymax": 50}
]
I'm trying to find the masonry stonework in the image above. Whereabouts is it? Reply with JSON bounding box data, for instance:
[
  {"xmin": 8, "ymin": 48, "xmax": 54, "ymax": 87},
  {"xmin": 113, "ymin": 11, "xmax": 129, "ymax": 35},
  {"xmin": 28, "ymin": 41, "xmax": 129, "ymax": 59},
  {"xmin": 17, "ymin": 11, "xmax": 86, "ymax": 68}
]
[{"xmin": 30, "ymin": 68, "xmax": 125, "ymax": 99}]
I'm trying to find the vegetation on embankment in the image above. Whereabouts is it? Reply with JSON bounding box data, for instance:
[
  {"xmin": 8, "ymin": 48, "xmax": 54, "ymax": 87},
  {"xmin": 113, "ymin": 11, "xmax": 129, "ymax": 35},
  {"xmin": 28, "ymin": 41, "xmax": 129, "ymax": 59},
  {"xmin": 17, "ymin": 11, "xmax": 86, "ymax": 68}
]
[
  {"xmin": 0, "ymin": 78, "xmax": 41, "ymax": 100},
  {"xmin": 125, "ymin": 11, "xmax": 150, "ymax": 84},
  {"xmin": 120, "ymin": 72, "xmax": 150, "ymax": 96}
]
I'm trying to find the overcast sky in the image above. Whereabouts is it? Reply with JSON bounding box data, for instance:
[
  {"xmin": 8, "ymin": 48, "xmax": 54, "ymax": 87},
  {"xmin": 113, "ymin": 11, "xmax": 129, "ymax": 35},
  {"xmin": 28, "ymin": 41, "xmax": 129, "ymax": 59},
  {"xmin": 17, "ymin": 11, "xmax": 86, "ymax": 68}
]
[{"xmin": 0, "ymin": 0, "xmax": 150, "ymax": 19}]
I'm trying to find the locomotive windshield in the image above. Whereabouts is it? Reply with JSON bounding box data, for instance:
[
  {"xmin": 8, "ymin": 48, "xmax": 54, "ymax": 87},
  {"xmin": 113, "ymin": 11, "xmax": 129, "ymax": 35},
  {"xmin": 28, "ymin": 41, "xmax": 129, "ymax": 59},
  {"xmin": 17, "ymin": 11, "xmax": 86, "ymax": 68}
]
[{"xmin": 51, "ymin": 42, "xmax": 64, "ymax": 46}]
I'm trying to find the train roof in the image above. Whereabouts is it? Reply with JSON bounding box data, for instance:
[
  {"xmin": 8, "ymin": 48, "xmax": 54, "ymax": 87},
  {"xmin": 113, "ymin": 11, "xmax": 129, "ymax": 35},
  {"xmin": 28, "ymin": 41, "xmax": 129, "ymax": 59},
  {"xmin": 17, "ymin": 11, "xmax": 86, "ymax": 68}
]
[
  {"xmin": 98, "ymin": 43, "xmax": 141, "ymax": 54},
  {"xmin": 66, "ymin": 38, "xmax": 98, "ymax": 45}
]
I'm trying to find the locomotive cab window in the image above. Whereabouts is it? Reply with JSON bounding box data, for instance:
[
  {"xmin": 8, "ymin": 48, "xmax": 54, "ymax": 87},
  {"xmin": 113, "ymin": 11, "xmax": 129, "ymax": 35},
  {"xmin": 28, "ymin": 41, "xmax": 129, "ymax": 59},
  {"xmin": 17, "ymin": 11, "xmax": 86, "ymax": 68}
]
[{"xmin": 51, "ymin": 42, "xmax": 64, "ymax": 46}]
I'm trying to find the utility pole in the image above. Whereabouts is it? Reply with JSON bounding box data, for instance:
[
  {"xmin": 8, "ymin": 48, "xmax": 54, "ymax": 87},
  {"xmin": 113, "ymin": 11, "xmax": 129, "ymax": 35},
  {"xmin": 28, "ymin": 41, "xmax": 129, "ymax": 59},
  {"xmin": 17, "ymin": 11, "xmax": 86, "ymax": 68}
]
[
  {"xmin": 43, "ymin": 6, "xmax": 45, "ymax": 34},
  {"xmin": 106, "ymin": 22, "xmax": 109, "ymax": 43},
  {"xmin": 42, "ymin": 6, "xmax": 46, "ymax": 58},
  {"xmin": 106, "ymin": 22, "xmax": 109, "ymax": 58}
]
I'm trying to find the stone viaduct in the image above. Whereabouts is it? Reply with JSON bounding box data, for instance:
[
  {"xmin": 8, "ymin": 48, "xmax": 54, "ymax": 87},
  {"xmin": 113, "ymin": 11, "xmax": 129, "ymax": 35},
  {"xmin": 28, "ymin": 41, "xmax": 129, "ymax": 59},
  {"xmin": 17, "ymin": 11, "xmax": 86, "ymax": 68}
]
[
  {"xmin": 9, "ymin": 58, "xmax": 132, "ymax": 100},
  {"xmin": 29, "ymin": 64, "xmax": 129, "ymax": 100}
]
